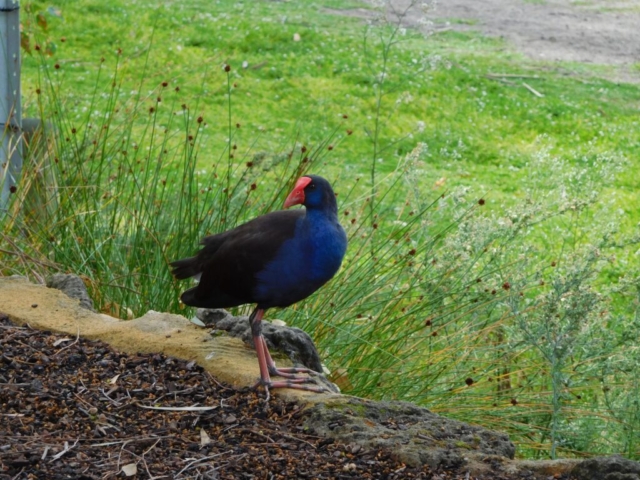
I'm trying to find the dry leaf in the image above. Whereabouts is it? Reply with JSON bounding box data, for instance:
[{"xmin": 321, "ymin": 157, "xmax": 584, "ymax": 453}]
[
  {"xmin": 190, "ymin": 317, "xmax": 206, "ymax": 327},
  {"xmin": 200, "ymin": 428, "xmax": 212, "ymax": 447},
  {"xmin": 36, "ymin": 13, "xmax": 48, "ymax": 31},
  {"xmin": 121, "ymin": 463, "xmax": 137, "ymax": 476},
  {"xmin": 20, "ymin": 32, "xmax": 32, "ymax": 55},
  {"xmin": 329, "ymin": 368, "xmax": 352, "ymax": 392},
  {"xmin": 108, "ymin": 374, "xmax": 120, "ymax": 385}
]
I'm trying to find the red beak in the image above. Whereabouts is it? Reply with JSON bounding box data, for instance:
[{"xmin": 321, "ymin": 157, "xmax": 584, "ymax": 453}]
[{"xmin": 284, "ymin": 176, "xmax": 312, "ymax": 208}]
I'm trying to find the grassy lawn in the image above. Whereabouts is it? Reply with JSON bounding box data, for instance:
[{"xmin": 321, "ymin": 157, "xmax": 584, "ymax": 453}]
[
  {"xmin": 21, "ymin": 0, "xmax": 640, "ymax": 214},
  {"xmin": 9, "ymin": 0, "xmax": 640, "ymax": 459}
]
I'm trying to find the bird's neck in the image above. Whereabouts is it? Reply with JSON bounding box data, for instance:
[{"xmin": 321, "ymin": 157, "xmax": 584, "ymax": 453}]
[
  {"xmin": 303, "ymin": 205, "xmax": 338, "ymax": 224},
  {"xmin": 297, "ymin": 205, "xmax": 346, "ymax": 282}
]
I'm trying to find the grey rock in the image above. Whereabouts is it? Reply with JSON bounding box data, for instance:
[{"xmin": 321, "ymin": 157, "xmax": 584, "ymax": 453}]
[
  {"xmin": 197, "ymin": 308, "xmax": 234, "ymax": 325},
  {"xmin": 46, "ymin": 274, "xmax": 95, "ymax": 311},
  {"xmin": 197, "ymin": 308, "xmax": 324, "ymax": 372},
  {"xmin": 303, "ymin": 397, "xmax": 515, "ymax": 469},
  {"xmin": 6, "ymin": 275, "xmax": 29, "ymax": 282},
  {"xmin": 197, "ymin": 308, "xmax": 339, "ymax": 393},
  {"xmin": 571, "ymin": 455, "xmax": 640, "ymax": 480}
]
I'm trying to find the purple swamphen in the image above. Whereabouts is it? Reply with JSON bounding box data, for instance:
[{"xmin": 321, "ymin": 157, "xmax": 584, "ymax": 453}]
[{"xmin": 170, "ymin": 175, "xmax": 347, "ymax": 398}]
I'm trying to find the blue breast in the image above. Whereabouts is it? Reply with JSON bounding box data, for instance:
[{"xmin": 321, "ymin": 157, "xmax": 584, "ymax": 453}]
[{"xmin": 253, "ymin": 210, "xmax": 347, "ymax": 308}]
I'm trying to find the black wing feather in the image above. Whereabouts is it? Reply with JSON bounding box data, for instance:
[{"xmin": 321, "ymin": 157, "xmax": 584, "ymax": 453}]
[{"xmin": 170, "ymin": 209, "xmax": 303, "ymax": 308}]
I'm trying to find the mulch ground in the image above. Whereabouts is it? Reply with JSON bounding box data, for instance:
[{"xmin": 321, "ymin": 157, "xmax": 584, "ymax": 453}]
[{"xmin": 1, "ymin": 313, "xmax": 526, "ymax": 480}]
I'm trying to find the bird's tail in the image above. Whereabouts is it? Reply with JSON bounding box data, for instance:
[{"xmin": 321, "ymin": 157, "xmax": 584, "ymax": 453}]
[
  {"xmin": 170, "ymin": 256, "xmax": 201, "ymax": 280},
  {"xmin": 179, "ymin": 286, "xmax": 201, "ymax": 306}
]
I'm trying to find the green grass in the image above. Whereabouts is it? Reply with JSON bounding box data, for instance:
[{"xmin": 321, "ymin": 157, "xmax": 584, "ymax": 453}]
[
  {"xmin": 5, "ymin": 0, "xmax": 640, "ymax": 461},
  {"xmin": 19, "ymin": 0, "xmax": 640, "ymax": 213}
]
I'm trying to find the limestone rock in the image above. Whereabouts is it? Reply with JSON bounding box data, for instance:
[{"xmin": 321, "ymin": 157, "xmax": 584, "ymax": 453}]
[
  {"xmin": 303, "ymin": 396, "xmax": 515, "ymax": 469},
  {"xmin": 197, "ymin": 308, "xmax": 324, "ymax": 373},
  {"xmin": 197, "ymin": 308, "xmax": 338, "ymax": 393},
  {"xmin": 46, "ymin": 273, "xmax": 95, "ymax": 311},
  {"xmin": 571, "ymin": 455, "xmax": 640, "ymax": 480}
]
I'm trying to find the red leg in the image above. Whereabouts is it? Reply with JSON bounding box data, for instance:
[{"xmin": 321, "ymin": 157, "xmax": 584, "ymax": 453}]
[
  {"xmin": 261, "ymin": 337, "xmax": 320, "ymax": 378},
  {"xmin": 249, "ymin": 307, "xmax": 331, "ymax": 399},
  {"xmin": 249, "ymin": 309, "xmax": 273, "ymax": 390}
]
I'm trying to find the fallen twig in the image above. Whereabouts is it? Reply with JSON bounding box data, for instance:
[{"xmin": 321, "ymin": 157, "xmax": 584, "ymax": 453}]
[
  {"xmin": 53, "ymin": 327, "xmax": 80, "ymax": 356},
  {"xmin": 50, "ymin": 439, "xmax": 80, "ymax": 461},
  {"xmin": 99, "ymin": 387, "xmax": 122, "ymax": 406},
  {"xmin": 89, "ymin": 436, "xmax": 174, "ymax": 448},
  {"xmin": 239, "ymin": 428, "xmax": 274, "ymax": 443},
  {"xmin": 137, "ymin": 404, "xmax": 218, "ymax": 412},
  {"xmin": 278, "ymin": 432, "xmax": 318, "ymax": 450},
  {"xmin": 487, "ymin": 72, "xmax": 540, "ymax": 79},
  {"xmin": 141, "ymin": 439, "xmax": 168, "ymax": 480},
  {"xmin": 487, "ymin": 77, "xmax": 517, "ymax": 85},
  {"xmin": 522, "ymin": 81, "xmax": 544, "ymax": 97},
  {"xmin": 175, "ymin": 450, "xmax": 237, "ymax": 477}
]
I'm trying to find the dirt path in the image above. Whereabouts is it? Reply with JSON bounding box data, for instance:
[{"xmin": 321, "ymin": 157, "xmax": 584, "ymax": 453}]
[{"xmin": 356, "ymin": 0, "xmax": 640, "ymax": 82}]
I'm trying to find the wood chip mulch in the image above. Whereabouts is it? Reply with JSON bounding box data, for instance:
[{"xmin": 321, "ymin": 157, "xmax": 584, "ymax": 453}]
[{"xmin": 1, "ymin": 313, "xmax": 519, "ymax": 479}]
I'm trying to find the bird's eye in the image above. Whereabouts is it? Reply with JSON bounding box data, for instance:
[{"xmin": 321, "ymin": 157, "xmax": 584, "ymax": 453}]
[{"xmin": 308, "ymin": 183, "xmax": 316, "ymax": 190}]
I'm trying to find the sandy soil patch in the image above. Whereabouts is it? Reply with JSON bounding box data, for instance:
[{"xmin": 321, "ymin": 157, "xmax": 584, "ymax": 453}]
[{"xmin": 338, "ymin": 0, "xmax": 640, "ymax": 82}]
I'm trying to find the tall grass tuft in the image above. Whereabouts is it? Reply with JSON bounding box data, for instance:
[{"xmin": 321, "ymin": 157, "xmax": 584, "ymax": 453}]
[
  {"xmin": 1, "ymin": 49, "xmax": 334, "ymax": 318},
  {"xmin": 288, "ymin": 145, "xmax": 640, "ymax": 459},
  {"xmin": 284, "ymin": 2, "xmax": 640, "ymax": 459}
]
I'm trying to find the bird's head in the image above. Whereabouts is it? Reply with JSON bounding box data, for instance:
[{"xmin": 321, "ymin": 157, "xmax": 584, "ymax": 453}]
[{"xmin": 283, "ymin": 175, "xmax": 337, "ymax": 212}]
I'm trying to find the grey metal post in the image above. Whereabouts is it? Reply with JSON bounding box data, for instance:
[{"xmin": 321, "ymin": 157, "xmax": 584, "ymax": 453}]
[{"xmin": 0, "ymin": 0, "xmax": 22, "ymax": 213}]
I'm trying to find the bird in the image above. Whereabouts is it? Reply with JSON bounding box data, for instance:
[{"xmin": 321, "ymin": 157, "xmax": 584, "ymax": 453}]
[{"xmin": 170, "ymin": 174, "xmax": 348, "ymax": 399}]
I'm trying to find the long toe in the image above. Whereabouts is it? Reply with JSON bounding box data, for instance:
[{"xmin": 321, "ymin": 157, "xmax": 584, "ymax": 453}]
[
  {"xmin": 268, "ymin": 367, "xmax": 319, "ymax": 380},
  {"xmin": 261, "ymin": 338, "xmax": 319, "ymax": 378},
  {"xmin": 254, "ymin": 376, "xmax": 333, "ymax": 396},
  {"xmin": 257, "ymin": 374, "xmax": 315, "ymax": 385},
  {"xmin": 268, "ymin": 380, "xmax": 333, "ymax": 394},
  {"xmin": 269, "ymin": 365, "xmax": 319, "ymax": 376}
]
